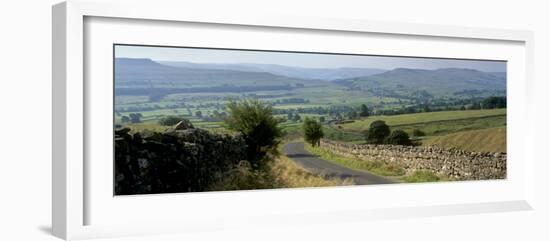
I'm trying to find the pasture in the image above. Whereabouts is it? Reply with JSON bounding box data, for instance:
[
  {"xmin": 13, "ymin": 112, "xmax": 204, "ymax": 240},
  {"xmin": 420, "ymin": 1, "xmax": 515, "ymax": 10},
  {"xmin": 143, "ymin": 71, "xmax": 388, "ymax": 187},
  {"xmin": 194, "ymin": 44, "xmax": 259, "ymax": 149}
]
[
  {"xmin": 422, "ymin": 126, "xmax": 506, "ymax": 153},
  {"xmin": 324, "ymin": 109, "xmax": 507, "ymax": 152},
  {"xmin": 115, "ymin": 83, "xmax": 507, "ymax": 154},
  {"xmin": 340, "ymin": 109, "xmax": 506, "ymax": 131}
]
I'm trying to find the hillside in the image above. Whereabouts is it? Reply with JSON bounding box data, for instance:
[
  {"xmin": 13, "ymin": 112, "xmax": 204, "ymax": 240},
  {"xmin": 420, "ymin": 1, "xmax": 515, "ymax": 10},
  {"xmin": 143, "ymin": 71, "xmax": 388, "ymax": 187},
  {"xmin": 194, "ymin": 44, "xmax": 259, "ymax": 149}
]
[
  {"xmin": 422, "ymin": 127, "xmax": 506, "ymax": 153},
  {"xmin": 323, "ymin": 109, "xmax": 507, "ymax": 143},
  {"xmin": 340, "ymin": 109, "xmax": 506, "ymax": 131},
  {"xmin": 115, "ymin": 58, "xmax": 321, "ymax": 89},
  {"xmin": 160, "ymin": 61, "xmax": 386, "ymax": 81},
  {"xmin": 336, "ymin": 68, "xmax": 506, "ymax": 97}
]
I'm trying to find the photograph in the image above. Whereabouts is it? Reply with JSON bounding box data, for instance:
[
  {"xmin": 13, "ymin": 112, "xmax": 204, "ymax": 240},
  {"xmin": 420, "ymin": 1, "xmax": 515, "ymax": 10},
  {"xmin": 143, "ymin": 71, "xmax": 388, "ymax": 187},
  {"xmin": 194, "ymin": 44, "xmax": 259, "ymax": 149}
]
[{"xmin": 113, "ymin": 44, "xmax": 507, "ymax": 195}]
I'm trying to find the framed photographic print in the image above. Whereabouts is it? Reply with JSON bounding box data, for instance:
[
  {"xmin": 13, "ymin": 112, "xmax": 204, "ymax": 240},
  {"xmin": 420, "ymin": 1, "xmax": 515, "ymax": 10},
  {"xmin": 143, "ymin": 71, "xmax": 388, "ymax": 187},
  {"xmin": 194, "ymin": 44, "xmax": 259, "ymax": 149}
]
[{"xmin": 52, "ymin": 0, "xmax": 535, "ymax": 240}]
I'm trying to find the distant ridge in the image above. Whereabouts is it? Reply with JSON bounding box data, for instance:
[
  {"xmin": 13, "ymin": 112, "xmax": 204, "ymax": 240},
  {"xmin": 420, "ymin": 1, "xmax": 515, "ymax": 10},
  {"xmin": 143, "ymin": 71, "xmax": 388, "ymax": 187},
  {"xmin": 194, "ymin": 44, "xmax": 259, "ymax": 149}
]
[
  {"xmin": 160, "ymin": 61, "xmax": 387, "ymax": 81},
  {"xmin": 114, "ymin": 58, "xmax": 323, "ymax": 88},
  {"xmin": 335, "ymin": 67, "xmax": 506, "ymax": 96}
]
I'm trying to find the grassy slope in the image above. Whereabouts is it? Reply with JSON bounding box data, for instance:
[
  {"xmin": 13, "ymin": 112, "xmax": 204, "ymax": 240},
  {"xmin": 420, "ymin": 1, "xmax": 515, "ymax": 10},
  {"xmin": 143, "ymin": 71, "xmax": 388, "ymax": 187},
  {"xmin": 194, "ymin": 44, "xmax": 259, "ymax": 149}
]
[
  {"xmin": 341, "ymin": 109, "xmax": 506, "ymax": 131},
  {"xmin": 422, "ymin": 126, "xmax": 506, "ymax": 153},
  {"xmin": 323, "ymin": 109, "xmax": 506, "ymax": 144}
]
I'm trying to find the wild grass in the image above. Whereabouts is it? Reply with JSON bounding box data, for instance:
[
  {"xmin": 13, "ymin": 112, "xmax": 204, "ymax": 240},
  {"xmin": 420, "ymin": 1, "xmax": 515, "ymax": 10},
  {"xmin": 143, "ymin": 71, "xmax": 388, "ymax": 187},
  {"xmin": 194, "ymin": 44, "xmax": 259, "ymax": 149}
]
[
  {"xmin": 304, "ymin": 144, "xmax": 405, "ymax": 177},
  {"xmin": 422, "ymin": 126, "xmax": 506, "ymax": 153},
  {"xmin": 303, "ymin": 143, "xmax": 450, "ymax": 183},
  {"xmin": 207, "ymin": 154, "xmax": 354, "ymax": 191},
  {"xmin": 271, "ymin": 155, "xmax": 355, "ymax": 188},
  {"xmin": 401, "ymin": 170, "xmax": 441, "ymax": 183}
]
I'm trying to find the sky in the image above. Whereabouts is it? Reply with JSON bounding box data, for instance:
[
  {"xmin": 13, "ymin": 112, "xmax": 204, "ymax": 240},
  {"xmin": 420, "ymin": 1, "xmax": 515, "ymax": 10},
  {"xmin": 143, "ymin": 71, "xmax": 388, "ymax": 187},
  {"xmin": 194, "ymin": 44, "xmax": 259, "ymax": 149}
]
[{"xmin": 115, "ymin": 45, "xmax": 507, "ymax": 72}]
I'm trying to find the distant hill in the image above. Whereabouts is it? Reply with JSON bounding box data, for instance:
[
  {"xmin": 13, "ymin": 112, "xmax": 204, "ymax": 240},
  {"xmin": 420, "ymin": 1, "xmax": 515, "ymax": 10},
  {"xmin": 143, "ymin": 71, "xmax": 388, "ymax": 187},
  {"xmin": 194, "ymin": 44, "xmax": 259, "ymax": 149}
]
[
  {"xmin": 115, "ymin": 58, "xmax": 321, "ymax": 89},
  {"xmin": 160, "ymin": 61, "xmax": 386, "ymax": 81},
  {"xmin": 335, "ymin": 68, "xmax": 506, "ymax": 97}
]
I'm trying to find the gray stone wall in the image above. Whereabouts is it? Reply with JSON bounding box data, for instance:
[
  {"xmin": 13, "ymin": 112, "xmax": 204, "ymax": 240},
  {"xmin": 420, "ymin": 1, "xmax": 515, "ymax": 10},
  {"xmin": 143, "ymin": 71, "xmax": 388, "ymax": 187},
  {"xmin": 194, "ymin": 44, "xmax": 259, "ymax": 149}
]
[
  {"xmin": 114, "ymin": 127, "xmax": 247, "ymax": 195},
  {"xmin": 319, "ymin": 139, "xmax": 506, "ymax": 180}
]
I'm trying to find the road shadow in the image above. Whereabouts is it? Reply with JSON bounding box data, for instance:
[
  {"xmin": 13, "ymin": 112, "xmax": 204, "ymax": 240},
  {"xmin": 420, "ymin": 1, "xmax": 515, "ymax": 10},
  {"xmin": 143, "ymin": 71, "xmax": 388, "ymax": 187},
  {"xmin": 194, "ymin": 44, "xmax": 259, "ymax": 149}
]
[{"xmin": 285, "ymin": 153, "xmax": 319, "ymax": 158}]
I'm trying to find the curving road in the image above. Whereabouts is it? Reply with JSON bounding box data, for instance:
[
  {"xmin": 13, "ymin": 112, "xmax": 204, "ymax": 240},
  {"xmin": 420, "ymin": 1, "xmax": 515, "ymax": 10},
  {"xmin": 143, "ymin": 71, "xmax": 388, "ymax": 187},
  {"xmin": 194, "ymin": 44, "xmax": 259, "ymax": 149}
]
[{"xmin": 283, "ymin": 142, "xmax": 396, "ymax": 185}]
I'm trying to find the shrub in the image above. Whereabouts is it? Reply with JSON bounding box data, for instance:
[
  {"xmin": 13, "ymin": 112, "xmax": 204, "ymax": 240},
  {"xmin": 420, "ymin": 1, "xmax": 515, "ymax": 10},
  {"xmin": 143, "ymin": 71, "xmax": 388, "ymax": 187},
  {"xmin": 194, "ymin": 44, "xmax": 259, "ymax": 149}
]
[
  {"xmin": 412, "ymin": 129, "xmax": 426, "ymax": 137},
  {"xmin": 364, "ymin": 120, "xmax": 390, "ymax": 144},
  {"xmin": 224, "ymin": 99, "xmax": 284, "ymax": 169},
  {"xmin": 128, "ymin": 113, "xmax": 142, "ymax": 123},
  {"xmin": 385, "ymin": 130, "xmax": 413, "ymax": 146},
  {"xmin": 359, "ymin": 104, "xmax": 369, "ymax": 117},
  {"xmin": 303, "ymin": 117, "xmax": 324, "ymax": 146}
]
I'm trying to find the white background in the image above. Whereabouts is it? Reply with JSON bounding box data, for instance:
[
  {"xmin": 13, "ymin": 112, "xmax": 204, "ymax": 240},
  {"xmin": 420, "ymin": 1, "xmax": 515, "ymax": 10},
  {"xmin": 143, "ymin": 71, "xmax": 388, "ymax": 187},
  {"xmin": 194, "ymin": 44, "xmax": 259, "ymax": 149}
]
[{"xmin": 0, "ymin": 0, "xmax": 548, "ymax": 240}]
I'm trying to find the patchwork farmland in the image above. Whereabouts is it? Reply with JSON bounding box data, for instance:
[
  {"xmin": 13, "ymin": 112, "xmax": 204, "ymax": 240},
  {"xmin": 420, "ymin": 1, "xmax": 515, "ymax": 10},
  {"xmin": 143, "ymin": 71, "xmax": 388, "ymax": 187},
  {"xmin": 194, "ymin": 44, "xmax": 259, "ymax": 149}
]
[{"xmin": 114, "ymin": 48, "xmax": 507, "ymax": 194}]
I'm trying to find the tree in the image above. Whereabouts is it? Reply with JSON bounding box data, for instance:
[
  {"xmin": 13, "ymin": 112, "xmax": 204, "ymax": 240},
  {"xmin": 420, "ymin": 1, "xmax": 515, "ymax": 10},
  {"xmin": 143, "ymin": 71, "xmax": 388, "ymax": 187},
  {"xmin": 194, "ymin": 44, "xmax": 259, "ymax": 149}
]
[
  {"xmin": 348, "ymin": 111, "xmax": 358, "ymax": 120},
  {"xmin": 303, "ymin": 117, "xmax": 324, "ymax": 146},
  {"xmin": 224, "ymin": 99, "xmax": 284, "ymax": 169},
  {"xmin": 385, "ymin": 130, "xmax": 412, "ymax": 146},
  {"xmin": 482, "ymin": 96, "xmax": 506, "ymax": 109},
  {"xmin": 293, "ymin": 113, "xmax": 301, "ymax": 122},
  {"xmin": 334, "ymin": 112, "xmax": 343, "ymax": 121},
  {"xmin": 412, "ymin": 129, "xmax": 426, "ymax": 137},
  {"xmin": 128, "ymin": 113, "xmax": 142, "ymax": 123},
  {"xmin": 470, "ymin": 102, "xmax": 481, "ymax": 110},
  {"xmin": 359, "ymin": 104, "xmax": 369, "ymax": 117},
  {"xmin": 121, "ymin": 116, "xmax": 130, "ymax": 123},
  {"xmin": 319, "ymin": 116, "xmax": 326, "ymax": 123},
  {"xmin": 423, "ymin": 105, "xmax": 431, "ymax": 112},
  {"xmin": 195, "ymin": 110, "xmax": 203, "ymax": 118},
  {"xmin": 364, "ymin": 120, "xmax": 390, "ymax": 144},
  {"xmin": 287, "ymin": 112, "xmax": 293, "ymax": 121}
]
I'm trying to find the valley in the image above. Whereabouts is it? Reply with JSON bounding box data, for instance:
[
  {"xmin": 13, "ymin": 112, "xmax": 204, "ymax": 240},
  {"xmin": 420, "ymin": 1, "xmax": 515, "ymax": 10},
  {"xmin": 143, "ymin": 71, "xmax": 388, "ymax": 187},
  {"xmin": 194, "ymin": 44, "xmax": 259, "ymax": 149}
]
[{"xmin": 113, "ymin": 51, "xmax": 507, "ymax": 193}]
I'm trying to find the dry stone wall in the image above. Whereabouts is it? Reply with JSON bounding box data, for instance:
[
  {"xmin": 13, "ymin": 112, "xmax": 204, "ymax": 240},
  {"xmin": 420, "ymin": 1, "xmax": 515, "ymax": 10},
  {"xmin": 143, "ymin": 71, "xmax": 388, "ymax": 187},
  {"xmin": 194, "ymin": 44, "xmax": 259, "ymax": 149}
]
[
  {"xmin": 114, "ymin": 126, "xmax": 246, "ymax": 195},
  {"xmin": 319, "ymin": 139, "xmax": 506, "ymax": 180}
]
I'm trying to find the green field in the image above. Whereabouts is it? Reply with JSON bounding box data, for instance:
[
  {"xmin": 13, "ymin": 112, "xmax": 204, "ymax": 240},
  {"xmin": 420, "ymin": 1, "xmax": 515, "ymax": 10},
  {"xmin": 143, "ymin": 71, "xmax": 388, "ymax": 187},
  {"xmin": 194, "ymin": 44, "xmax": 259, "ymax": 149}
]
[
  {"xmin": 321, "ymin": 109, "xmax": 507, "ymax": 152},
  {"xmin": 120, "ymin": 105, "xmax": 508, "ymax": 153},
  {"xmin": 422, "ymin": 126, "xmax": 506, "ymax": 153},
  {"xmin": 114, "ymin": 82, "xmax": 408, "ymax": 127},
  {"xmin": 340, "ymin": 109, "xmax": 506, "ymax": 131},
  {"xmin": 115, "ymin": 79, "xmax": 507, "ymax": 154}
]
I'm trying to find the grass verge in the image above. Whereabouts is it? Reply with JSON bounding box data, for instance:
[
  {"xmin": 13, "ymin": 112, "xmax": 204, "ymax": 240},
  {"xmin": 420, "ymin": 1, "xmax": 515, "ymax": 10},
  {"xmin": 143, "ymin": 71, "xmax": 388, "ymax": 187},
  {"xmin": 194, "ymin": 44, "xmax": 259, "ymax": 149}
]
[
  {"xmin": 271, "ymin": 155, "xmax": 355, "ymax": 188},
  {"xmin": 208, "ymin": 146, "xmax": 354, "ymax": 191},
  {"xmin": 401, "ymin": 170, "xmax": 440, "ymax": 183},
  {"xmin": 304, "ymin": 144, "xmax": 405, "ymax": 177}
]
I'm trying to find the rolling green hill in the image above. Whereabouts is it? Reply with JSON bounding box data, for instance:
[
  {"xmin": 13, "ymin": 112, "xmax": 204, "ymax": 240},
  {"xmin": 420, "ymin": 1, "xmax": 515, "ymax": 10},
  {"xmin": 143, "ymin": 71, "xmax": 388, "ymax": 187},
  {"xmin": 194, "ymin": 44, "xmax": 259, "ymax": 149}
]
[
  {"xmin": 325, "ymin": 109, "xmax": 507, "ymax": 143},
  {"xmin": 336, "ymin": 68, "xmax": 506, "ymax": 97},
  {"xmin": 115, "ymin": 58, "xmax": 323, "ymax": 88},
  {"xmin": 340, "ymin": 109, "xmax": 506, "ymax": 131}
]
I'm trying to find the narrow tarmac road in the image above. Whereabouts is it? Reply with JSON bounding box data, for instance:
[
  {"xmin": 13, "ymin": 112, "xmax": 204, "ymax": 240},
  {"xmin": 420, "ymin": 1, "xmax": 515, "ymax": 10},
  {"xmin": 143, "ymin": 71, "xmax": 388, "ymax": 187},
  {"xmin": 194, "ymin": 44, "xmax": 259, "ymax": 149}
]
[{"xmin": 283, "ymin": 142, "xmax": 396, "ymax": 185}]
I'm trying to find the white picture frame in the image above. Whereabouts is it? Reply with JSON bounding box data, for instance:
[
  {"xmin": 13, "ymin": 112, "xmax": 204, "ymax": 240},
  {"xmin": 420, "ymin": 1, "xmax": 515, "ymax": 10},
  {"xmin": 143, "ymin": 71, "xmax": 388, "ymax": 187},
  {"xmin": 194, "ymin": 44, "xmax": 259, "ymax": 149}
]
[{"xmin": 52, "ymin": 0, "xmax": 535, "ymax": 240}]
